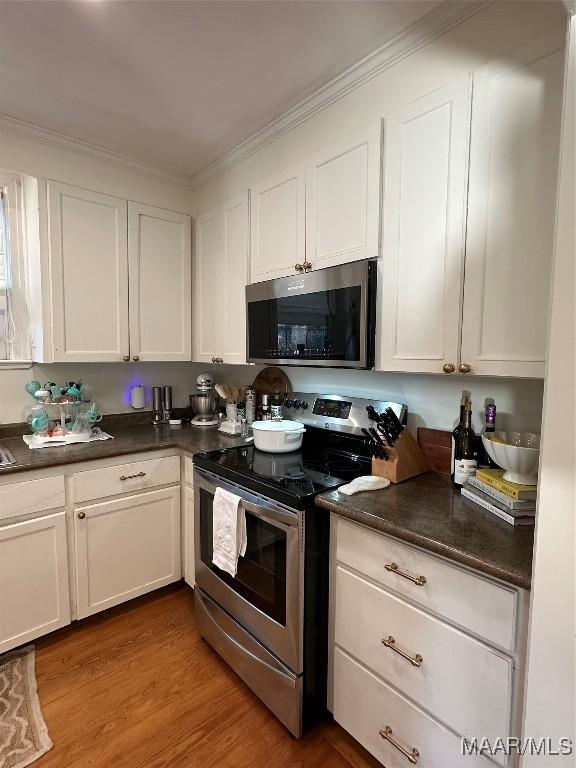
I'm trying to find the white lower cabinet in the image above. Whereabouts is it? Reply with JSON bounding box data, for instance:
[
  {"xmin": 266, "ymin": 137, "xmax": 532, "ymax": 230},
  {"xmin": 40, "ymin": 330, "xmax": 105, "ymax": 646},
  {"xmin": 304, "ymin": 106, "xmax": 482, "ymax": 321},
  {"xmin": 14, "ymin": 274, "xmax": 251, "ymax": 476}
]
[
  {"xmin": 74, "ymin": 486, "xmax": 181, "ymax": 619},
  {"xmin": 334, "ymin": 648, "xmax": 492, "ymax": 768},
  {"xmin": 335, "ymin": 566, "xmax": 513, "ymax": 745},
  {"xmin": 331, "ymin": 516, "xmax": 528, "ymax": 768},
  {"xmin": 0, "ymin": 512, "xmax": 71, "ymax": 654},
  {"xmin": 183, "ymin": 482, "xmax": 195, "ymax": 587}
]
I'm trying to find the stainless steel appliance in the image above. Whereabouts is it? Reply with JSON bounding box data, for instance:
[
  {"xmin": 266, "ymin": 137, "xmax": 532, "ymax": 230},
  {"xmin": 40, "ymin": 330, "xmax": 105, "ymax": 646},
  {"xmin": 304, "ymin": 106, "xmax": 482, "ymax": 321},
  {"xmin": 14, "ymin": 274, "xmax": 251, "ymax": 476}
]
[
  {"xmin": 190, "ymin": 373, "xmax": 219, "ymax": 427},
  {"xmin": 246, "ymin": 261, "xmax": 376, "ymax": 368},
  {"xmin": 193, "ymin": 392, "xmax": 406, "ymax": 736}
]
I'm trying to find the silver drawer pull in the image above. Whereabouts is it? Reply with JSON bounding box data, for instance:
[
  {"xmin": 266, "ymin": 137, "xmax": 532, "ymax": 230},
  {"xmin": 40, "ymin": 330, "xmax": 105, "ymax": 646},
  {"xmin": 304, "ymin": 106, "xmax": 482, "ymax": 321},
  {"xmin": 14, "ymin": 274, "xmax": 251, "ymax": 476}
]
[
  {"xmin": 379, "ymin": 726, "xmax": 420, "ymax": 764},
  {"xmin": 120, "ymin": 471, "xmax": 147, "ymax": 481},
  {"xmin": 382, "ymin": 636, "xmax": 423, "ymax": 667},
  {"xmin": 384, "ymin": 562, "xmax": 427, "ymax": 586}
]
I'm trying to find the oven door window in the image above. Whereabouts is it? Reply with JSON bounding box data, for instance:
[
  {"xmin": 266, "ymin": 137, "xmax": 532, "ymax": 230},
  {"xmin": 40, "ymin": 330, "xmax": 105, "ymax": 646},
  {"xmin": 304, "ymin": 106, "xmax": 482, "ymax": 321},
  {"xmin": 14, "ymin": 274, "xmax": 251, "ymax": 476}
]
[
  {"xmin": 248, "ymin": 286, "xmax": 361, "ymax": 362},
  {"xmin": 199, "ymin": 489, "xmax": 287, "ymax": 626}
]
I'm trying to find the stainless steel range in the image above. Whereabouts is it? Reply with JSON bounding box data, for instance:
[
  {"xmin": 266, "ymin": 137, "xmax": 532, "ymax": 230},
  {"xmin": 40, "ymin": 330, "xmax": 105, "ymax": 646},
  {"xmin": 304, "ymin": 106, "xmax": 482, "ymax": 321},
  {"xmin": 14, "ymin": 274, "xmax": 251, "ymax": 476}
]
[{"xmin": 193, "ymin": 393, "xmax": 407, "ymax": 737}]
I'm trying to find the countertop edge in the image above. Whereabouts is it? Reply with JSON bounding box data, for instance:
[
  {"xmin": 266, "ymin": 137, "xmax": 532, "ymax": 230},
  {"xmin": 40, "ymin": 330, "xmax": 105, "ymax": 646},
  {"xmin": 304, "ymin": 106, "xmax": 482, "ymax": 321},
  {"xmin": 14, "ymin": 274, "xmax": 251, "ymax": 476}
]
[{"xmin": 316, "ymin": 495, "xmax": 531, "ymax": 591}]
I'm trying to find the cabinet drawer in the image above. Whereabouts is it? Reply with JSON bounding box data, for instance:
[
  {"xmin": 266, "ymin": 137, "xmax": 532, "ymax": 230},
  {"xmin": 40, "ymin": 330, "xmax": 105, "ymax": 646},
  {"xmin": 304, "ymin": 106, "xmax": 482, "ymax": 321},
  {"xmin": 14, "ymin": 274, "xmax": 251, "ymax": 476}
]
[
  {"xmin": 335, "ymin": 517, "xmax": 518, "ymax": 651},
  {"xmin": 0, "ymin": 475, "xmax": 65, "ymax": 522},
  {"xmin": 334, "ymin": 647, "xmax": 492, "ymax": 768},
  {"xmin": 335, "ymin": 566, "xmax": 513, "ymax": 745},
  {"xmin": 74, "ymin": 455, "xmax": 180, "ymax": 503}
]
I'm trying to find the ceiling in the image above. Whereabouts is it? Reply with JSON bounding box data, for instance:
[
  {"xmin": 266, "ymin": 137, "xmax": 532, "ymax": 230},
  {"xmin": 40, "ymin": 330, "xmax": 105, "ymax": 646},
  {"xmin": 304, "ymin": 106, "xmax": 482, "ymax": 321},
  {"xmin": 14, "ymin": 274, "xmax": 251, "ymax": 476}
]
[{"xmin": 0, "ymin": 0, "xmax": 443, "ymax": 178}]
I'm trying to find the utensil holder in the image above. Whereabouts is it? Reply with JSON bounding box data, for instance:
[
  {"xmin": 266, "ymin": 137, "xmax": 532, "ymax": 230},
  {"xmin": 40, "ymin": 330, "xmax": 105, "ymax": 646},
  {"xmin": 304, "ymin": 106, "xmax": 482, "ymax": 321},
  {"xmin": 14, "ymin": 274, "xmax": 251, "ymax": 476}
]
[{"xmin": 372, "ymin": 428, "xmax": 430, "ymax": 483}]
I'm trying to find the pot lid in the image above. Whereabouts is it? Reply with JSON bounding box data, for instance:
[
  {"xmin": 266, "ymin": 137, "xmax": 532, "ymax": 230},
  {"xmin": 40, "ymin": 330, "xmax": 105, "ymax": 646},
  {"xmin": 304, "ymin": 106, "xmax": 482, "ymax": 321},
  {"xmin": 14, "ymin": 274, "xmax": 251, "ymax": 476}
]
[{"xmin": 251, "ymin": 419, "xmax": 305, "ymax": 433}]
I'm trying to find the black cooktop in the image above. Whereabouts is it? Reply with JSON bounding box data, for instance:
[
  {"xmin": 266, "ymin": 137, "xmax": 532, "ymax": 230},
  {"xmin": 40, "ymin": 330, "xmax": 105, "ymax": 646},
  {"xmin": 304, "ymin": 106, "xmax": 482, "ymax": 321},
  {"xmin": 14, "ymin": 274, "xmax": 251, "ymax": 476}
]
[{"xmin": 193, "ymin": 429, "xmax": 372, "ymax": 508}]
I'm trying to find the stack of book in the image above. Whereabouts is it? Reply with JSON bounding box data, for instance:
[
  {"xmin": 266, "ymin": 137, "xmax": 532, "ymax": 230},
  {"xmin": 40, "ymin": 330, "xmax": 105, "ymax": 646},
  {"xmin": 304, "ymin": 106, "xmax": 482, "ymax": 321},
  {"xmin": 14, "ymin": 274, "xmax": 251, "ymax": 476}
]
[{"xmin": 461, "ymin": 468, "xmax": 537, "ymax": 526}]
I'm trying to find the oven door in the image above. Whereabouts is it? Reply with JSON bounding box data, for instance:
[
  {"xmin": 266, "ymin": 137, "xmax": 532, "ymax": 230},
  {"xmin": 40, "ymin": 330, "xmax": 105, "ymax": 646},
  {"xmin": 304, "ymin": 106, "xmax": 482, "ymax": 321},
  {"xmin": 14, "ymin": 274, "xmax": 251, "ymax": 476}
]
[
  {"xmin": 194, "ymin": 467, "xmax": 302, "ymax": 673},
  {"xmin": 246, "ymin": 260, "xmax": 376, "ymax": 368}
]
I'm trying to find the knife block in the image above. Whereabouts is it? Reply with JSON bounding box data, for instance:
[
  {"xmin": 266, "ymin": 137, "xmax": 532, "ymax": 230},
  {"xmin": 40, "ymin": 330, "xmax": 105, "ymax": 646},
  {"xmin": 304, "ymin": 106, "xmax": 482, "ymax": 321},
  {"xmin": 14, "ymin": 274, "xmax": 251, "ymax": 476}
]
[{"xmin": 371, "ymin": 428, "xmax": 430, "ymax": 483}]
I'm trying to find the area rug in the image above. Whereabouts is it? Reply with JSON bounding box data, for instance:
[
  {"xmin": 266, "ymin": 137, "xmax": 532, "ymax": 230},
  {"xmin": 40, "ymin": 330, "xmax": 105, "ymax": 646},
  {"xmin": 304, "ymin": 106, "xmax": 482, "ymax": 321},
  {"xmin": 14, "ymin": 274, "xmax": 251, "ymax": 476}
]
[{"xmin": 0, "ymin": 646, "xmax": 52, "ymax": 768}]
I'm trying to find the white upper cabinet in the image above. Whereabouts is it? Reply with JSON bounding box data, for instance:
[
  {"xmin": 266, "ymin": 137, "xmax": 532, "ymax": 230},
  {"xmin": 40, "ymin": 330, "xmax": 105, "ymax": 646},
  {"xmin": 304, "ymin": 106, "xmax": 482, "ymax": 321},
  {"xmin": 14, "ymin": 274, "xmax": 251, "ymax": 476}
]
[
  {"xmin": 461, "ymin": 46, "xmax": 564, "ymax": 377},
  {"xmin": 128, "ymin": 202, "xmax": 191, "ymax": 362},
  {"xmin": 194, "ymin": 207, "xmax": 223, "ymax": 363},
  {"xmin": 250, "ymin": 163, "xmax": 305, "ymax": 282},
  {"xmin": 194, "ymin": 193, "xmax": 250, "ymax": 364},
  {"xmin": 47, "ymin": 182, "xmax": 192, "ymax": 363},
  {"xmin": 377, "ymin": 77, "xmax": 471, "ymax": 374},
  {"xmin": 306, "ymin": 121, "xmax": 382, "ymax": 270},
  {"xmin": 222, "ymin": 191, "xmax": 250, "ymax": 364},
  {"xmin": 48, "ymin": 182, "xmax": 129, "ymax": 362}
]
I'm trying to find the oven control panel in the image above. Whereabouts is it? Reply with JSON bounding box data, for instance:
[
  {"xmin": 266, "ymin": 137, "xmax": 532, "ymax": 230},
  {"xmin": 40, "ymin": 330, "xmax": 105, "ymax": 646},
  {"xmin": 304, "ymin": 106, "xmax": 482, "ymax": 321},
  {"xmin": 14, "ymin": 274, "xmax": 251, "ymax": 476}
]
[{"xmin": 282, "ymin": 392, "xmax": 407, "ymax": 436}]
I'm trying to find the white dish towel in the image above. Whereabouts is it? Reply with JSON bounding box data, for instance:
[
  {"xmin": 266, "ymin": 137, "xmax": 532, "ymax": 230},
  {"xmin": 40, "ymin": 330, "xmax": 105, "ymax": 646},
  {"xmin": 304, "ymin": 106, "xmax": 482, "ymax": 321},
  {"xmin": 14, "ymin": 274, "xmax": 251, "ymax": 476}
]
[
  {"xmin": 212, "ymin": 487, "xmax": 247, "ymax": 577},
  {"xmin": 338, "ymin": 475, "xmax": 391, "ymax": 495}
]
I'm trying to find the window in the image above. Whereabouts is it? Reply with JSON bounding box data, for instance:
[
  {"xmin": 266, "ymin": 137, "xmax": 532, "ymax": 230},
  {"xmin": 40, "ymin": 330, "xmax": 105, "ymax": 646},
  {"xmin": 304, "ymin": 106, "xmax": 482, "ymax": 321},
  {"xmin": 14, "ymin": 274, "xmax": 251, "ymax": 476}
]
[
  {"xmin": 0, "ymin": 173, "xmax": 31, "ymax": 364},
  {"xmin": 0, "ymin": 190, "xmax": 12, "ymax": 359}
]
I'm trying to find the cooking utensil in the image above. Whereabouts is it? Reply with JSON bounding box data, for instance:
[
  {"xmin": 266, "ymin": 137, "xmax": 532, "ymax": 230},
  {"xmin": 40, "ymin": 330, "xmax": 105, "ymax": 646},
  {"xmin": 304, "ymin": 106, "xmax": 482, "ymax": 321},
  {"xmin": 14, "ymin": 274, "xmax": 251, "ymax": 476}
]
[
  {"xmin": 251, "ymin": 420, "xmax": 306, "ymax": 453},
  {"xmin": 361, "ymin": 427, "xmax": 386, "ymax": 460},
  {"xmin": 384, "ymin": 407, "xmax": 404, "ymax": 441},
  {"xmin": 369, "ymin": 427, "xmax": 389, "ymax": 460},
  {"xmin": 253, "ymin": 367, "xmax": 292, "ymax": 403}
]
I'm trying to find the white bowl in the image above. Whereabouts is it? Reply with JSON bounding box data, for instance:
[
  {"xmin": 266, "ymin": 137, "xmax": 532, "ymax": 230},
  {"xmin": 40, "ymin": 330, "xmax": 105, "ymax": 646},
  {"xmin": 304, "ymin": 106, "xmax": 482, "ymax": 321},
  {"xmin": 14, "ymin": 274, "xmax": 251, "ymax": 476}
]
[
  {"xmin": 481, "ymin": 431, "xmax": 540, "ymax": 485},
  {"xmin": 251, "ymin": 420, "xmax": 306, "ymax": 453}
]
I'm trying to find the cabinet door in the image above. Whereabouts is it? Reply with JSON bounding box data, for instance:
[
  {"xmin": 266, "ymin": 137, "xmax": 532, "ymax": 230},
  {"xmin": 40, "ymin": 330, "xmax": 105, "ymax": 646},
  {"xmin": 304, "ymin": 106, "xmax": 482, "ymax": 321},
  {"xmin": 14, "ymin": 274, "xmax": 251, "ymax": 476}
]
[
  {"xmin": 74, "ymin": 487, "xmax": 181, "ymax": 619},
  {"xmin": 48, "ymin": 182, "xmax": 129, "ymax": 362},
  {"xmin": 0, "ymin": 512, "xmax": 70, "ymax": 654},
  {"xmin": 128, "ymin": 202, "xmax": 191, "ymax": 361},
  {"xmin": 306, "ymin": 121, "xmax": 382, "ymax": 270},
  {"xmin": 193, "ymin": 207, "xmax": 224, "ymax": 362},
  {"xmin": 250, "ymin": 163, "xmax": 305, "ymax": 282},
  {"xmin": 183, "ymin": 483, "xmax": 195, "ymax": 587},
  {"xmin": 377, "ymin": 77, "xmax": 471, "ymax": 374},
  {"xmin": 222, "ymin": 192, "xmax": 250, "ymax": 364},
  {"xmin": 461, "ymin": 47, "xmax": 564, "ymax": 377}
]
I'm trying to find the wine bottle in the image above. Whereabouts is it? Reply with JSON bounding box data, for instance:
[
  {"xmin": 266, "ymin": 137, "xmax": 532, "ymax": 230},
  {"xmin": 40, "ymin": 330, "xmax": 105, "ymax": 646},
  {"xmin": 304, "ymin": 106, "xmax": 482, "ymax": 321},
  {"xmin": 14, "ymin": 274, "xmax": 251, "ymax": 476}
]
[
  {"xmin": 453, "ymin": 399, "xmax": 477, "ymax": 486},
  {"xmin": 450, "ymin": 395, "xmax": 467, "ymax": 484},
  {"xmin": 271, "ymin": 390, "xmax": 283, "ymax": 420},
  {"xmin": 476, "ymin": 401, "xmax": 497, "ymax": 468}
]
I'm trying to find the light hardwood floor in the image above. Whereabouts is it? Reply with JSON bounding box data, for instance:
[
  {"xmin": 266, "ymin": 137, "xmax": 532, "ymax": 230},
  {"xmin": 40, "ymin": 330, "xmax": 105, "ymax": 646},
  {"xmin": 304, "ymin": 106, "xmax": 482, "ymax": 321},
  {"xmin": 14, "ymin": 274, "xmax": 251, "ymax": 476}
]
[{"xmin": 34, "ymin": 583, "xmax": 381, "ymax": 768}]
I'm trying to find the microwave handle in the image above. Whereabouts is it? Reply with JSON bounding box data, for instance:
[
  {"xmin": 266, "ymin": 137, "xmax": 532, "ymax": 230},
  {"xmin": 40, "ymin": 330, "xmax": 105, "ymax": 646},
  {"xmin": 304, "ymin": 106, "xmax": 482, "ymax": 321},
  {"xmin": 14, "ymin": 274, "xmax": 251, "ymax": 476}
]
[{"xmin": 194, "ymin": 467, "xmax": 299, "ymax": 530}]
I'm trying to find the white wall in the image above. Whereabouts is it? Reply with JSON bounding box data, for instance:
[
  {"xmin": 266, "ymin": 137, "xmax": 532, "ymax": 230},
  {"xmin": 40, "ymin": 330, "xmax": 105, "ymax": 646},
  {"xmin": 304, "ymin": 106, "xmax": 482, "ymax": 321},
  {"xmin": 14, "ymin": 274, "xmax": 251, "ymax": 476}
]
[
  {"xmin": 201, "ymin": 364, "xmax": 544, "ymax": 435},
  {"xmin": 0, "ymin": 359, "xmax": 544, "ymax": 433},
  {"xmin": 0, "ymin": 362, "xmax": 206, "ymax": 424},
  {"xmin": 521, "ymin": 13, "xmax": 575, "ymax": 764}
]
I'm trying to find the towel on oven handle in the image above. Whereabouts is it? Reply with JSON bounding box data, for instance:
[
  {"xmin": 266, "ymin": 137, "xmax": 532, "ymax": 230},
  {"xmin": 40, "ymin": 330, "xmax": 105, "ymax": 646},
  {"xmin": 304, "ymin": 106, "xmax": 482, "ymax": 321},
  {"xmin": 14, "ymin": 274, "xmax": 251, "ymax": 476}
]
[{"xmin": 212, "ymin": 487, "xmax": 247, "ymax": 577}]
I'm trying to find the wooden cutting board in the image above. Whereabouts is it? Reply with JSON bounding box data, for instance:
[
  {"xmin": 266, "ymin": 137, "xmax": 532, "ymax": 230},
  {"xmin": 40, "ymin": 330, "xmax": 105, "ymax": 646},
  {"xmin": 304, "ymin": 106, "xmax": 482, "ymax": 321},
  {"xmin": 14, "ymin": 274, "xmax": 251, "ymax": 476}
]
[{"xmin": 253, "ymin": 367, "xmax": 292, "ymax": 401}]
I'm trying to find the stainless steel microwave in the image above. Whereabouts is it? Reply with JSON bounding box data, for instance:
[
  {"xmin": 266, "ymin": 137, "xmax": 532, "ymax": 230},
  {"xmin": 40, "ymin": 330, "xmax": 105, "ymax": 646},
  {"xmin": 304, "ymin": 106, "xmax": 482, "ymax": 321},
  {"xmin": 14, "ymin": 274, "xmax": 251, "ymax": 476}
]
[{"xmin": 246, "ymin": 261, "xmax": 376, "ymax": 368}]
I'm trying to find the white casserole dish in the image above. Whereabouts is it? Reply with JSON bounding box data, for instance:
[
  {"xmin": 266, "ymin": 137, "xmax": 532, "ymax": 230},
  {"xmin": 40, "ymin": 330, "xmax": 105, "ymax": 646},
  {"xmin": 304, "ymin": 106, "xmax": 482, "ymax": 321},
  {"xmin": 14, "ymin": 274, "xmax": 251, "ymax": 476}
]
[{"xmin": 251, "ymin": 420, "xmax": 306, "ymax": 453}]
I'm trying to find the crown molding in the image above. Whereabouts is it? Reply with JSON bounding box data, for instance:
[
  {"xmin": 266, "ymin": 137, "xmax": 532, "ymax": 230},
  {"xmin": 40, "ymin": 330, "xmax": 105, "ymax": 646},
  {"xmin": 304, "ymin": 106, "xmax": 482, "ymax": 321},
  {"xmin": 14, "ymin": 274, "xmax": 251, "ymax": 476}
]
[
  {"xmin": 0, "ymin": 113, "xmax": 193, "ymax": 187},
  {"xmin": 190, "ymin": 0, "xmax": 493, "ymax": 189},
  {"xmin": 0, "ymin": 0, "xmax": 492, "ymax": 191}
]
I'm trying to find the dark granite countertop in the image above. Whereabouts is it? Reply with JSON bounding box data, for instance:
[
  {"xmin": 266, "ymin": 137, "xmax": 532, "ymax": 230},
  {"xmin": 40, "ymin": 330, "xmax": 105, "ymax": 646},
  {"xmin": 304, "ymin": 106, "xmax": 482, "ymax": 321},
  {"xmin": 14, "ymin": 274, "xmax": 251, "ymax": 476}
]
[
  {"xmin": 316, "ymin": 472, "xmax": 534, "ymax": 590},
  {"xmin": 0, "ymin": 417, "xmax": 245, "ymax": 476}
]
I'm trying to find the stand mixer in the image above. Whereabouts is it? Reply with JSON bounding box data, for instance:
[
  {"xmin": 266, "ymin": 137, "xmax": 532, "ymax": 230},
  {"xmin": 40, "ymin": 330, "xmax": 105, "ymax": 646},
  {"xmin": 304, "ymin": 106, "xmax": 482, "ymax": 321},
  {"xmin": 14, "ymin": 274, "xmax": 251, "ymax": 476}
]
[{"xmin": 190, "ymin": 373, "xmax": 220, "ymax": 427}]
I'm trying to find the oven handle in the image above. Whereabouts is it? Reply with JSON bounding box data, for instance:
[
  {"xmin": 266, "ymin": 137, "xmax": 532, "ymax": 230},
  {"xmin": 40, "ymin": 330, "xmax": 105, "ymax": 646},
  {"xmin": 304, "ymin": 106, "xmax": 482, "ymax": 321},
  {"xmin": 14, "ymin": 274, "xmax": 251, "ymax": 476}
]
[
  {"xmin": 197, "ymin": 589, "xmax": 298, "ymax": 686},
  {"xmin": 194, "ymin": 467, "xmax": 299, "ymax": 530}
]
